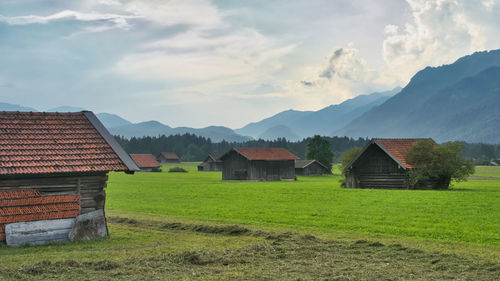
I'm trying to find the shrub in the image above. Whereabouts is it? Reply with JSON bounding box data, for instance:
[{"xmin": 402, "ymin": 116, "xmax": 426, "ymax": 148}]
[
  {"xmin": 151, "ymin": 167, "xmax": 162, "ymax": 172},
  {"xmin": 406, "ymin": 140, "xmax": 475, "ymax": 189},
  {"xmin": 168, "ymin": 167, "xmax": 188, "ymax": 173}
]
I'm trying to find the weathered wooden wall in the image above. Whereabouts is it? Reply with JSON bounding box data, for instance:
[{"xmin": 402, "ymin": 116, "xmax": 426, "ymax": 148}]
[
  {"xmin": 296, "ymin": 162, "xmax": 329, "ymax": 176},
  {"xmin": 222, "ymin": 151, "xmax": 249, "ymax": 180},
  {"xmin": 347, "ymin": 145, "xmax": 408, "ymax": 189},
  {"xmin": 0, "ymin": 173, "xmax": 108, "ymax": 214},
  {"xmin": 222, "ymin": 152, "xmax": 295, "ymax": 181},
  {"xmin": 249, "ymin": 160, "xmax": 295, "ymax": 181},
  {"xmin": 198, "ymin": 161, "xmax": 223, "ymax": 171}
]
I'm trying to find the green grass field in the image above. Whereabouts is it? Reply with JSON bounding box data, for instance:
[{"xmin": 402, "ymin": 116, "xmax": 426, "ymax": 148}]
[
  {"xmin": 107, "ymin": 164, "xmax": 500, "ymax": 247},
  {"xmin": 1, "ymin": 164, "xmax": 499, "ymax": 280}
]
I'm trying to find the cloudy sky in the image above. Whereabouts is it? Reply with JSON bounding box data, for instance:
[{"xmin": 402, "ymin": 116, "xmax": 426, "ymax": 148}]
[{"xmin": 1, "ymin": 0, "xmax": 499, "ymax": 128}]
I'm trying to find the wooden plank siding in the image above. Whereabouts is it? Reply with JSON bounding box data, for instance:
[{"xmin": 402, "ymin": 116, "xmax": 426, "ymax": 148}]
[
  {"xmin": 221, "ymin": 151, "xmax": 295, "ymax": 181},
  {"xmin": 346, "ymin": 144, "xmax": 408, "ymax": 189},
  {"xmin": 0, "ymin": 173, "xmax": 108, "ymax": 214}
]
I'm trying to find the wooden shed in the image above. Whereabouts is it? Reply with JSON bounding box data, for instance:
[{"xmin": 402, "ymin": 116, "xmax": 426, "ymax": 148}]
[
  {"xmin": 157, "ymin": 152, "xmax": 180, "ymax": 163},
  {"xmin": 295, "ymin": 160, "xmax": 330, "ymax": 176},
  {"xmin": 0, "ymin": 111, "xmax": 139, "ymax": 244},
  {"xmin": 343, "ymin": 138, "xmax": 435, "ymax": 189},
  {"xmin": 198, "ymin": 154, "xmax": 223, "ymax": 171},
  {"xmin": 130, "ymin": 154, "xmax": 161, "ymax": 172},
  {"xmin": 219, "ymin": 148, "xmax": 299, "ymax": 181}
]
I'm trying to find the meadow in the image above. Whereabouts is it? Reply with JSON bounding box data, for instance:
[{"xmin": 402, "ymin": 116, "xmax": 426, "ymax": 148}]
[
  {"xmin": 0, "ymin": 164, "xmax": 499, "ymax": 280},
  {"xmin": 106, "ymin": 164, "xmax": 500, "ymax": 247}
]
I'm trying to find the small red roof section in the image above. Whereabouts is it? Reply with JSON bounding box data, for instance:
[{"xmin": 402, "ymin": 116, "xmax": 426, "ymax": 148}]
[
  {"xmin": 232, "ymin": 148, "xmax": 299, "ymax": 161},
  {"xmin": 159, "ymin": 152, "xmax": 179, "ymax": 160},
  {"xmin": 130, "ymin": 154, "xmax": 161, "ymax": 169},
  {"xmin": 374, "ymin": 138, "xmax": 435, "ymax": 169},
  {"xmin": 0, "ymin": 111, "xmax": 138, "ymax": 176},
  {"xmin": 0, "ymin": 189, "xmax": 81, "ymax": 241}
]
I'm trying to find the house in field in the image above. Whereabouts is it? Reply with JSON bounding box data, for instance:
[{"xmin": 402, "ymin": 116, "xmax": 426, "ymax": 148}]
[
  {"xmin": 0, "ymin": 111, "xmax": 139, "ymax": 245},
  {"xmin": 219, "ymin": 148, "xmax": 299, "ymax": 181},
  {"xmin": 157, "ymin": 152, "xmax": 180, "ymax": 163},
  {"xmin": 130, "ymin": 154, "xmax": 161, "ymax": 172},
  {"xmin": 295, "ymin": 160, "xmax": 330, "ymax": 176},
  {"xmin": 343, "ymin": 138, "xmax": 435, "ymax": 189},
  {"xmin": 198, "ymin": 154, "xmax": 223, "ymax": 171}
]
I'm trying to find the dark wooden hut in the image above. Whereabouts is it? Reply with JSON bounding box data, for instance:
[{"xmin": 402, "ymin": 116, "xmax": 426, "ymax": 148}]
[
  {"xmin": 157, "ymin": 152, "xmax": 180, "ymax": 163},
  {"xmin": 130, "ymin": 154, "xmax": 161, "ymax": 172},
  {"xmin": 198, "ymin": 154, "xmax": 223, "ymax": 171},
  {"xmin": 219, "ymin": 148, "xmax": 299, "ymax": 181},
  {"xmin": 295, "ymin": 160, "xmax": 330, "ymax": 176},
  {"xmin": 343, "ymin": 138, "xmax": 435, "ymax": 189},
  {"xmin": 0, "ymin": 111, "xmax": 139, "ymax": 244}
]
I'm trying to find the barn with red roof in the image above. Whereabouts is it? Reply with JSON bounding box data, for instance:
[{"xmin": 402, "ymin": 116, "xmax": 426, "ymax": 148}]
[
  {"xmin": 157, "ymin": 152, "xmax": 180, "ymax": 163},
  {"xmin": 130, "ymin": 154, "xmax": 161, "ymax": 172},
  {"xmin": 0, "ymin": 111, "xmax": 139, "ymax": 244},
  {"xmin": 219, "ymin": 148, "xmax": 299, "ymax": 181},
  {"xmin": 343, "ymin": 138, "xmax": 436, "ymax": 189}
]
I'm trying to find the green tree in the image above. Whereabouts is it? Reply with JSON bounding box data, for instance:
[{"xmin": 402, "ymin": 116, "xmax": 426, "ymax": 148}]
[
  {"xmin": 306, "ymin": 135, "xmax": 334, "ymax": 171},
  {"xmin": 340, "ymin": 147, "xmax": 362, "ymax": 175},
  {"xmin": 182, "ymin": 144, "xmax": 205, "ymax": 162},
  {"xmin": 406, "ymin": 140, "xmax": 475, "ymax": 189}
]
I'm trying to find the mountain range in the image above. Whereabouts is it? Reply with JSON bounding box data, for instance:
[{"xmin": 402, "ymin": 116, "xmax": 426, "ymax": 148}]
[
  {"xmin": 335, "ymin": 49, "xmax": 500, "ymax": 143},
  {"xmin": 0, "ymin": 88, "xmax": 400, "ymax": 142},
  {"xmin": 235, "ymin": 87, "xmax": 401, "ymax": 140},
  {"xmin": 2, "ymin": 49, "xmax": 500, "ymax": 143}
]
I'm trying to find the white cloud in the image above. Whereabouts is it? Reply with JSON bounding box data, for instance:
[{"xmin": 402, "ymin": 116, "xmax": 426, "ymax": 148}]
[
  {"xmin": 382, "ymin": 0, "xmax": 500, "ymax": 83},
  {"xmin": 115, "ymin": 28, "xmax": 296, "ymax": 82},
  {"xmin": 122, "ymin": 0, "xmax": 223, "ymax": 29},
  {"xmin": 291, "ymin": 46, "xmax": 389, "ymax": 108},
  {"xmin": 0, "ymin": 10, "xmax": 135, "ymax": 30}
]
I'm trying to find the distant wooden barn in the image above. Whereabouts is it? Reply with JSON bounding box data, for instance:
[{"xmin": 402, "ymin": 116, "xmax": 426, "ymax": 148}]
[
  {"xmin": 295, "ymin": 160, "xmax": 330, "ymax": 176},
  {"xmin": 220, "ymin": 148, "xmax": 299, "ymax": 181},
  {"xmin": 0, "ymin": 111, "xmax": 138, "ymax": 244},
  {"xmin": 157, "ymin": 152, "xmax": 180, "ymax": 163},
  {"xmin": 343, "ymin": 138, "xmax": 435, "ymax": 189},
  {"xmin": 130, "ymin": 154, "xmax": 161, "ymax": 172},
  {"xmin": 198, "ymin": 154, "xmax": 223, "ymax": 171}
]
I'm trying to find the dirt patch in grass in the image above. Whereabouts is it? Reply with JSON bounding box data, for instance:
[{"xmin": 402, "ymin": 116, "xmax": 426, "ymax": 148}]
[{"xmin": 3, "ymin": 217, "xmax": 499, "ymax": 280}]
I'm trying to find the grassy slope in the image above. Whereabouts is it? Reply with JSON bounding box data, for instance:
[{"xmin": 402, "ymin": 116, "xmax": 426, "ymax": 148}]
[{"xmin": 107, "ymin": 165, "xmax": 500, "ymax": 248}]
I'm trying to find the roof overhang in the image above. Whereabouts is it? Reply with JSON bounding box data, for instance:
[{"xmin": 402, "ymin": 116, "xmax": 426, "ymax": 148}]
[
  {"xmin": 344, "ymin": 139, "xmax": 409, "ymax": 173},
  {"xmin": 83, "ymin": 111, "xmax": 140, "ymax": 173}
]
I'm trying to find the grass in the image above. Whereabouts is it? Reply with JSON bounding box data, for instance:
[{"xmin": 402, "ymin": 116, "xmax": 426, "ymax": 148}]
[
  {"xmin": 0, "ymin": 164, "xmax": 499, "ymax": 280},
  {"xmin": 106, "ymin": 164, "xmax": 500, "ymax": 248}
]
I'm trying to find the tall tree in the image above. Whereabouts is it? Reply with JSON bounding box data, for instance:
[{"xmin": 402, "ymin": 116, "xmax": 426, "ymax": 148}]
[{"xmin": 306, "ymin": 135, "xmax": 334, "ymax": 171}]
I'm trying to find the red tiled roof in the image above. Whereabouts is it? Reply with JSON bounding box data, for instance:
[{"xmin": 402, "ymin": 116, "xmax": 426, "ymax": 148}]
[
  {"xmin": 159, "ymin": 152, "xmax": 179, "ymax": 160},
  {"xmin": 374, "ymin": 138, "xmax": 435, "ymax": 169},
  {"xmin": 233, "ymin": 148, "xmax": 299, "ymax": 161},
  {"xmin": 0, "ymin": 189, "xmax": 81, "ymax": 241},
  {"xmin": 0, "ymin": 111, "xmax": 130, "ymax": 176},
  {"xmin": 130, "ymin": 154, "xmax": 161, "ymax": 169}
]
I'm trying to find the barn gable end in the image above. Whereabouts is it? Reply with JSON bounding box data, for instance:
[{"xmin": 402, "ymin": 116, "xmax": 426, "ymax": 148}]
[
  {"xmin": 344, "ymin": 138, "xmax": 435, "ymax": 189},
  {"xmin": 0, "ymin": 111, "xmax": 138, "ymax": 244}
]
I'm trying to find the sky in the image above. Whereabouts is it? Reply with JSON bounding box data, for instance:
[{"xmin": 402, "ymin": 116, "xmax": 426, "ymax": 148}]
[{"xmin": 1, "ymin": 0, "xmax": 499, "ymax": 128}]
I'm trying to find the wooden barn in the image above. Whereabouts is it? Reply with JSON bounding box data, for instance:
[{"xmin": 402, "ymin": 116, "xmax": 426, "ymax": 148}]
[
  {"xmin": 130, "ymin": 154, "xmax": 161, "ymax": 172},
  {"xmin": 295, "ymin": 160, "xmax": 330, "ymax": 176},
  {"xmin": 198, "ymin": 154, "xmax": 223, "ymax": 171},
  {"xmin": 220, "ymin": 148, "xmax": 299, "ymax": 181},
  {"xmin": 343, "ymin": 138, "xmax": 435, "ymax": 189},
  {"xmin": 157, "ymin": 152, "xmax": 180, "ymax": 163},
  {"xmin": 0, "ymin": 111, "xmax": 139, "ymax": 245}
]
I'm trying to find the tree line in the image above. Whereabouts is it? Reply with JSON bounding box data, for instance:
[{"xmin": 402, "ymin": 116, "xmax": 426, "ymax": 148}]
[{"xmin": 114, "ymin": 134, "xmax": 500, "ymax": 164}]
